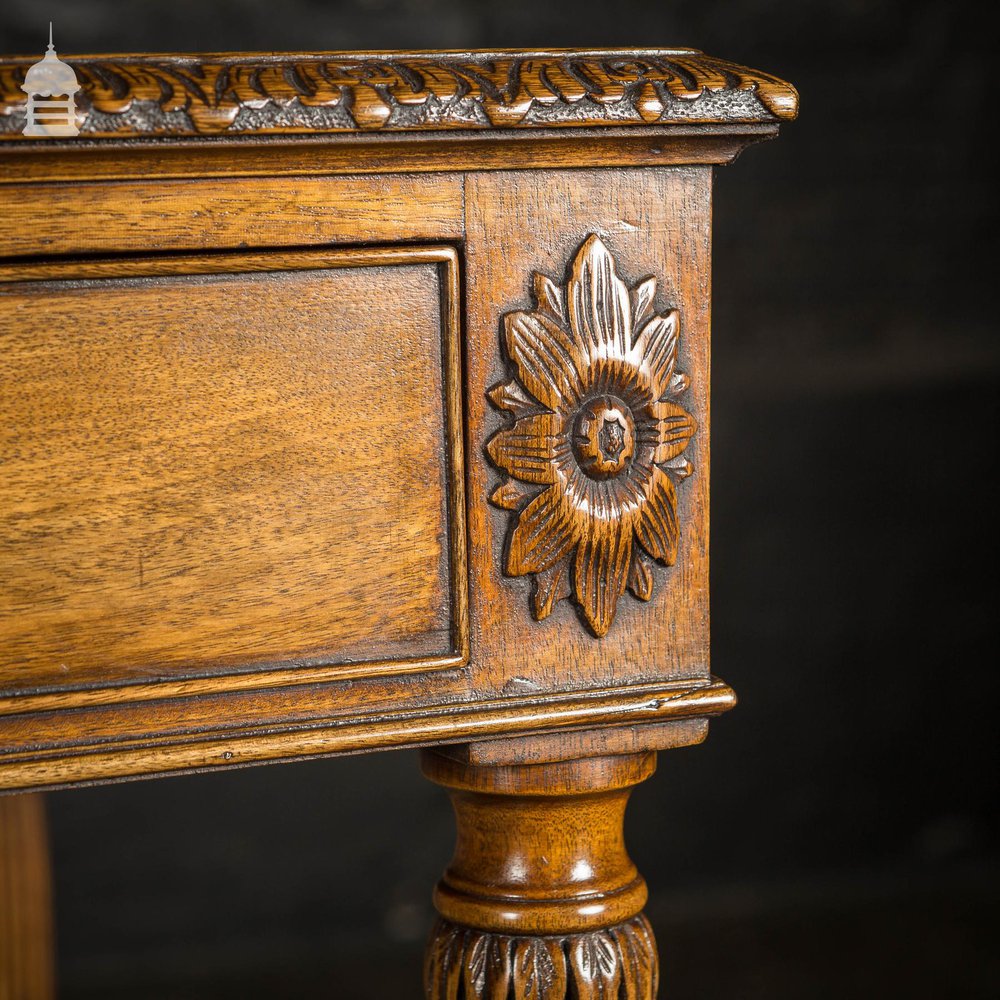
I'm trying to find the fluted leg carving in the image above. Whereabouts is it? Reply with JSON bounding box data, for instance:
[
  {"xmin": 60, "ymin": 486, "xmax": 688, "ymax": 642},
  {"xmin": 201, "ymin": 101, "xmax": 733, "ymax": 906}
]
[{"xmin": 422, "ymin": 751, "xmax": 659, "ymax": 1000}]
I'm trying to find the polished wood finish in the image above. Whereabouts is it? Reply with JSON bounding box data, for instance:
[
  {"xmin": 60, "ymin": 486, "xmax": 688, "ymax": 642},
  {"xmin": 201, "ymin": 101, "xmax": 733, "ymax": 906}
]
[
  {"xmin": 0, "ymin": 247, "xmax": 468, "ymax": 697},
  {"xmin": 486, "ymin": 234, "xmax": 696, "ymax": 636},
  {"xmin": 423, "ymin": 750, "xmax": 657, "ymax": 998},
  {"xmin": 0, "ymin": 50, "xmax": 797, "ymax": 140},
  {"xmin": 464, "ymin": 167, "xmax": 713, "ymax": 695},
  {"xmin": 0, "ymin": 677, "xmax": 734, "ymax": 792},
  {"xmin": 0, "ymin": 132, "xmax": 772, "ymax": 185},
  {"xmin": 0, "ymin": 174, "xmax": 466, "ymax": 257},
  {"xmin": 0, "ymin": 794, "xmax": 55, "ymax": 1000},
  {"xmin": 0, "ymin": 43, "xmax": 795, "ymax": 997},
  {"xmin": 437, "ymin": 718, "xmax": 707, "ymax": 767},
  {"xmin": 0, "ymin": 164, "xmax": 726, "ymax": 790}
]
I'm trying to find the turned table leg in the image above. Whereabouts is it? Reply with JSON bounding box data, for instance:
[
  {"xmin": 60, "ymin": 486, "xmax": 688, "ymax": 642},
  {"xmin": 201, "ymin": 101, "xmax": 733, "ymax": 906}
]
[
  {"xmin": 0, "ymin": 793, "xmax": 56, "ymax": 1000},
  {"xmin": 422, "ymin": 750, "xmax": 658, "ymax": 999}
]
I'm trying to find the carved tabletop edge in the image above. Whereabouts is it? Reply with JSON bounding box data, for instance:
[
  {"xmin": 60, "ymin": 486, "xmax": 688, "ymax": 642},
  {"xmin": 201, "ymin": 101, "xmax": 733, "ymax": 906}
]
[{"xmin": 0, "ymin": 48, "xmax": 799, "ymax": 142}]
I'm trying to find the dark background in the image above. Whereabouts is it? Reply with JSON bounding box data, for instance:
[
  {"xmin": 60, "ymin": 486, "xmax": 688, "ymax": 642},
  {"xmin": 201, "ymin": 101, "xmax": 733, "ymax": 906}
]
[{"xmin": 2, "ymin": 1, "xmax": 997, "ymax": 997}]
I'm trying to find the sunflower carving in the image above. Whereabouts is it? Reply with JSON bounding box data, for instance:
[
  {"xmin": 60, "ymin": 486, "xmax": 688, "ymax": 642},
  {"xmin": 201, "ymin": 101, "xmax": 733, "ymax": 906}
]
[{"xmin": 486, "ymin": 235, "xmax": 697, "ymax": 637}]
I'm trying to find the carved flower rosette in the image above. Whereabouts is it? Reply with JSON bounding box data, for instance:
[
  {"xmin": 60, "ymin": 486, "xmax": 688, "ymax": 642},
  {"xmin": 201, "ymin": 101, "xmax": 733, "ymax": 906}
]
[{"xmin": 487, "ymin": 235, "xmax": 696, "ymax": 637}]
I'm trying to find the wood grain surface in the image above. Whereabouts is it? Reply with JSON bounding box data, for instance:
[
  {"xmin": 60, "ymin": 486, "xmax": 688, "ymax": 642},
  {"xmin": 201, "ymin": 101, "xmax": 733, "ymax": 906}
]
[
  {"xmin": 0, "ymin": 131, "xmax": 771, "ymax": 186},
  {"xmin": 423, "ymin": 750, "xmax": 659, "ymax": 997},
  {"xmin": 0, "ymin": 44, "xmax": 800, "ymax": 1000},
  {"xmin": 0, "ymin": 173, "xmax": 464, "ymax": 257},
  {"xmin": 0, "ymin": 165, "xmax": 728, "ymax": 789},
  {"xmin": 464, "ymin": 167, "xmax": 712, "ymax": 695},
  {"xmin": 439, "ymin": 719, "xmax": 708, "ymax": 766},
  {"xmin": 0, "ymin": 677, "xmax": 735, "ymax": 791},
  {"xmin": 0, "ymin": 793, "xmax": 55, "ymax": 1000},
  {"xmin": 0, "ymin": 246, "xmax": 467, "ymax": 697},
  {"xmin": 0, "ymin": 53, "xmax": 798, "ymax": 785}
]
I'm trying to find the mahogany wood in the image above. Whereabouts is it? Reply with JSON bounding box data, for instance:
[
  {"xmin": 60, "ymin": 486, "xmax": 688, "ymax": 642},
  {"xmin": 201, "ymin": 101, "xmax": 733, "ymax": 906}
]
[
  {"xmin": 423, "ymin": 750, "xmax": 658, "ymax": 998},
  {"xmin": 0, "ymin": 50, "xmax": 797, "ymax": 140},
  {"xmin": 0, "ymin": 131, "xmax": 770, "ymax": 184},
  {"xmin": 0, "ymin": 794, "xmax": 55, "ymax": 1000},
  {"xmin": 0, "ymin": 678, "xmax": 735, "ymax": 791},
  {"xmin": 0, "ymin": 247, "xmax": 468, "ymax": 697},
  {"xmin": 0, "ymin": 44, "xmax": 795, "ymax": 998},
  {"xmin": 463, "ymin": 167, "xmax": 712, "ymax": 693},
  {"xmin": 437, "ymin": 719, "xmax": 707, "ymax": 767},
  {"xmin": 0, "ymin": 163, "xmax": 731, "ymax": 790},
  {"xmin": 0, "ymin": 174, "xmax": 466, "ymax": 257}
]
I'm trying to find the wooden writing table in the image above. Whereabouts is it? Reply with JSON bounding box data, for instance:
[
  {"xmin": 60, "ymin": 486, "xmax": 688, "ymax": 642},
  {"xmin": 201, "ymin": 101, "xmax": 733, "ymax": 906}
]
[{"xmin": 0, "ymin": 48, "xmax": 796, "ymax": 997}]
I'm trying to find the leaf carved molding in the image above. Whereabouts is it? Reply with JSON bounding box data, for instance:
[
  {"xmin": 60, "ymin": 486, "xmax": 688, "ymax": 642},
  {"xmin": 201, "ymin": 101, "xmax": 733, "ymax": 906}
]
[
  {"xmin": 487, "ymin": 236, "xmax": 697, "ymax": 637},
  {"xmin": 0, "ymin": 50, "xmax": 798, "ymax": 138},
  {"xmin": 425, "ymin": 915, "xmax": 658, "ymax": 1000}
]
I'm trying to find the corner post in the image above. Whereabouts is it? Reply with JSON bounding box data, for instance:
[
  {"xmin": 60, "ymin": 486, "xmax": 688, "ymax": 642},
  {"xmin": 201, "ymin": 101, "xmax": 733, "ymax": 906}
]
[{"xmin": 422, "ymin": 750, "xmax": 658, "ymax": 999}]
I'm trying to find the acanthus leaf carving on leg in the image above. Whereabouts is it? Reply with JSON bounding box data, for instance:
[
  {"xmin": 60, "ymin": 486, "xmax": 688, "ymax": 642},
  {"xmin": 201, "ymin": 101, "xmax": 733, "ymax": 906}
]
[
  {"xmin": 425, "ymin": 918, "xmax": 658, "ymax": 1000},
  {"xmin": 512, "ymin": 936, "xmax": 566, "ymax": 1000}
]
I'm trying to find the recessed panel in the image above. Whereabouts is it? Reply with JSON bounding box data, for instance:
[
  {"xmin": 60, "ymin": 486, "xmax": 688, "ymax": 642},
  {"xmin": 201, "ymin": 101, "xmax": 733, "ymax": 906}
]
[{"xmin": 0, "ymin": 248, "xmax": 465, "ymax": 698}]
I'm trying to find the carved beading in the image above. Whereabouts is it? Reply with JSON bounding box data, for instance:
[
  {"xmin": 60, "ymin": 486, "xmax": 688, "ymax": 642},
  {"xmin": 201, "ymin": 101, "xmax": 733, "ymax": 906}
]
[{"xmin": 0, "ymin": 50, "xmax": 798, "ymax": 138}]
